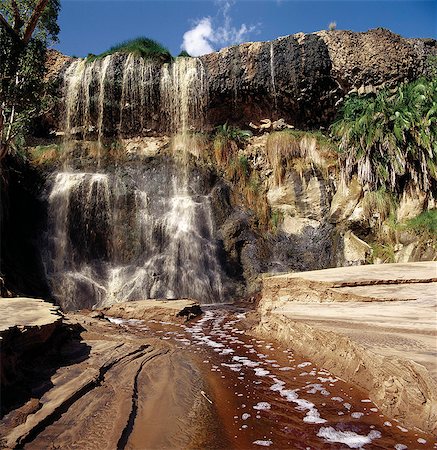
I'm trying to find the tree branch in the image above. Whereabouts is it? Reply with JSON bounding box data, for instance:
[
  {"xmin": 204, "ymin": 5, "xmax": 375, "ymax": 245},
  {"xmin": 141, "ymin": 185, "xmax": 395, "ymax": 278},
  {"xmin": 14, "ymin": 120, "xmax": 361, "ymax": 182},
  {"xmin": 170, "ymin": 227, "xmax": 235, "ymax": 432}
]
[
  {"xmin": 23, "ymin": 0, "xmax": 50, "ymax": 44},
  {"xmin": 0, "ymin": 12, "xmax": 19, "ymax": 40},
  {"xmin": 11, "ymin": 0, "xmax": 24, "ymax": 33}
]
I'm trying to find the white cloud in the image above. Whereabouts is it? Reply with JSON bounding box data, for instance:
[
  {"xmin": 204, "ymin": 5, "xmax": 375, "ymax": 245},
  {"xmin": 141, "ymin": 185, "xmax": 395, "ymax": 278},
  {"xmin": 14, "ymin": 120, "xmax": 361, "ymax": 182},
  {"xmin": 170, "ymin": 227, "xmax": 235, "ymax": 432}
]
[
  {"xmin": 181, "ymin": 0, "xmax": 257, "ymax": 57},
  {"xmin": 182, "ymin": 18, "xmax": 215, "ymax": 56}
]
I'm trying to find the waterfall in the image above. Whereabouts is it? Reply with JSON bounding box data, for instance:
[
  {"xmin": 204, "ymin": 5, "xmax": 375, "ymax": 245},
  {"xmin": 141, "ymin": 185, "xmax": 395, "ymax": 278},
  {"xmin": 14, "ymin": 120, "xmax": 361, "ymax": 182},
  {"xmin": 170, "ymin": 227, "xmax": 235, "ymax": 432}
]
[
  {"xmin": 45, "ymin": 164, "xmax": 227, "ymax": 310},
  {"xmin": 62, "ymin": 54, "xmax": 207, "ymax": 137},
  {"xmin": 160, "ymin": 57, "xmax": 208, "ymax": 133},
  {"xmin": 48, "ymin": 54, "xmax": 227, "ymax": 310}
]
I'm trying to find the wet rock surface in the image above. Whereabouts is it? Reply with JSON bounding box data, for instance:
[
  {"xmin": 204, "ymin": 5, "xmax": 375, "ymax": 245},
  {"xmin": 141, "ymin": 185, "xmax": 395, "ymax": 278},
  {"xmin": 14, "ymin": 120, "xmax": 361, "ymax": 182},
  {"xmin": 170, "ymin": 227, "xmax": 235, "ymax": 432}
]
[{"xmin": 46, "ymin": 28, "xmax": 436, "ymax": 134}]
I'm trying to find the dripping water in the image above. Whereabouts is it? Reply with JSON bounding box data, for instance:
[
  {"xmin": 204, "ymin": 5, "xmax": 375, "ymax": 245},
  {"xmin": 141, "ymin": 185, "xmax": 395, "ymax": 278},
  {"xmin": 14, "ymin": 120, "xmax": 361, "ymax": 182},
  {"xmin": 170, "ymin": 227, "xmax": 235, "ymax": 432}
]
[{"xmin": 270, "ymin": 42, "xmax": 278, "ymax": 112}]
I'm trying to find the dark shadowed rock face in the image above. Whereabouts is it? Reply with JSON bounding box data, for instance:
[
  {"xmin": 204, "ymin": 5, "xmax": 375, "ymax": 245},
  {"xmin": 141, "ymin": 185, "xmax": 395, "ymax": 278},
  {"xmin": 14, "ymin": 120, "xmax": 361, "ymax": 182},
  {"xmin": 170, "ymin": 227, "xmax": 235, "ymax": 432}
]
[
  {"xmin": 202, "ymin": 34, "xmax": 337, "ymax": 128},
  {"xmin": 47, "ymin": 28, "xmax": 436, "ymax": 136}
]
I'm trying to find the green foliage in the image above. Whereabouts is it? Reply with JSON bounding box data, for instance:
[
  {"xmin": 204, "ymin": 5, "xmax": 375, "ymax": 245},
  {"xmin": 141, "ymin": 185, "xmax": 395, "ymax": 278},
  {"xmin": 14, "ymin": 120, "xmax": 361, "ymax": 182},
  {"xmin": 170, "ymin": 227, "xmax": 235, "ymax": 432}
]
[
  {"xmin": 178, "ymin": 50, "xmax": 191, "ymax": 57},
  {"xmin": 215, "ymin": 122, "xmax": 253, "ymax": 144},
  {"xmin": 86, "ymin": 37, "xmax": 172, "ymax": 63},
  {"xmin": 405, "ymin": 209, "xmax": 437, "ymax": 238},
  {"xmin": 270, "ymin": 209, "xmax": 284, "ymax": 231},
  {"xmin": 362, "ymin": 187, "xmax": 398, "ymax": 224},
  {"xmin": 0, "ymin": 0, "xmax": 60, "ymax": 158},
  {"xmin": 1, "ymin": 0, "xmax": 60, "ymax": 44},
  {"xmin": 370, "ymin": 242, "xmax": 396, "ymax": 263},
  {"xmin": 331, "ymin": 77, "xmax": 437, "ymax": 193},
  {"xmin": 29, "ymin": 143, "xmax": 61, "ymax": 165},
  {"xmin": 213, "ymin": 123, "xmax": 252, "ymax": 166}
]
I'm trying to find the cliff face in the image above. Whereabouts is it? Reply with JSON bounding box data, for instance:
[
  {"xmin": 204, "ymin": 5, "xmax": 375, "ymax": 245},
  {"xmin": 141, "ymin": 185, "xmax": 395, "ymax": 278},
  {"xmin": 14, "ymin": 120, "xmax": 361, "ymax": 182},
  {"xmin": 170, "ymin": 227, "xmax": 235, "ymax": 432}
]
[
  {"xmin": 46, "ymin": 28, "xmax": 436, "ymax": 136},
  {"xmin": 4, "ymin": 28, "xmax": 435, "ymax": 305}
]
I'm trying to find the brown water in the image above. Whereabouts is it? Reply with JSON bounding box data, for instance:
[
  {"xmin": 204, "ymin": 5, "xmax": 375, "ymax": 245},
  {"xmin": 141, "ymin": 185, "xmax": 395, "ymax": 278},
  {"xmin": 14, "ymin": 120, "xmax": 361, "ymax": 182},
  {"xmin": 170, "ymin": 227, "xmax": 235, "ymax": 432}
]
[{"xmin": 112, "ymin": 306, "xmax": 437, "ymax": 450}]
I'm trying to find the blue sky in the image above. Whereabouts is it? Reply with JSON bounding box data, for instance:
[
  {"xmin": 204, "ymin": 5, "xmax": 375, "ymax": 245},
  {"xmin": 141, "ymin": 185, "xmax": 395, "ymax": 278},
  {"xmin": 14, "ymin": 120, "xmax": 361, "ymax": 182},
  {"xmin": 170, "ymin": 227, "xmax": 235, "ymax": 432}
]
[{"xmin": 56, "ymin": 0, "xmax": 437, "ymax": 57}]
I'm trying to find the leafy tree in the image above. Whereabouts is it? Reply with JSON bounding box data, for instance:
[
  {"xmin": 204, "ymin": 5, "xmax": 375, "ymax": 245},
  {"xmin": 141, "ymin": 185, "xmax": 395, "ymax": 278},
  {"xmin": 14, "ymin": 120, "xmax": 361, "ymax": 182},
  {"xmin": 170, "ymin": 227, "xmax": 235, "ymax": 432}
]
[
  {"xmin": 0, "ymin": 0, "xmax": 60, "ymax": 160},
  {"xmin": 331, "ymin": 76, "xmax": 437, "ymax": 193}
]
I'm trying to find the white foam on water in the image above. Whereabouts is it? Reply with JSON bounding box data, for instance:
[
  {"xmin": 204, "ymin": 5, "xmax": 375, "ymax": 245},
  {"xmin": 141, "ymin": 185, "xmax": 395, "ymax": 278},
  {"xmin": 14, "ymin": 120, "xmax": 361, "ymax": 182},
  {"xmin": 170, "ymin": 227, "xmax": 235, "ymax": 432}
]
[
  {"xmin": 318, "ymin": 376, "xmax": 338, "ymax": 383},
  {"xmin": 242, "ymin": 413, "xmax": 251, "ymax": 420},
  {"xmin": 254, "ymin": 368, "xmax": 270, "ymax": 377},
  {"xmin": 233, "ymin": 356, "xmax": 259, "ymax": 368},
  {"xmin": 107, "ymin": 317, "xmax": 125, "ymax": 325},
  {"xmin": 219, "ymin": 349, "xmax": 234, "ymax": 355},
  {"xmin": 297, "ymin": 362, "xmax": 312, "ymax": 368},
  {"xmin": 305, "ymin": 384, "xmax": 330, "ymax": 396},
  {"xmin": 279, "ymin": 367, "xmax": 293, "ymax": 371},
  {"xmin": 221, "ymin": 363, "xmax": 242, "ymax": 372},
  {"xmin": 383, "ymin": 421, "xmax": 392, "ymax": 427},
  {"xmin": 394, "ymin": 445, "xmax": 408, "ymax": 450},
  {"xmin": 343, "ymin": 402, "xmax": 352, "ymax": 410},
  {"xmin": 303, "ymin": 408, "xmax": 327, "ymax": 424},
  {"xmin": 417, "ymin": 438, "xmax": 427, "ymax": 444},
  {"xmin": 253, "ymin": 440, "xmax": 273, "ymax": 447},
  {"xmin": 331, "ymin": 396, "xmax": 343, "ymax": 402},
  {"xmin": 361, "ymin": 399, "xmax": 372, "ymax": 403},
  {"xmin": 351, "ymin": 412, "xmax": 364, "ymax": 419},
  {"xmin": 397, "ymin": 426, "xmax": 408, "ymax": 432},
  {"xmin": 253, "ymin": 402, "xmax": 271, "ymax": 411},
  {"xmin": 317, "ymin": 427, "xmax": 382, "ymax": 449}
]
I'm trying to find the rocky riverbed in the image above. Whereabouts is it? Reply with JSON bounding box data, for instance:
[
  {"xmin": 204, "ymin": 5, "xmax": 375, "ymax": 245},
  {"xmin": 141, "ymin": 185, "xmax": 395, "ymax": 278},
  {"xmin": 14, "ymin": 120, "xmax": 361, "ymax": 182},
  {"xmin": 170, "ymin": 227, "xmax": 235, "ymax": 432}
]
[{"xmin": 1, "ymin": 285, "xmax": 436, "ymax": 449}]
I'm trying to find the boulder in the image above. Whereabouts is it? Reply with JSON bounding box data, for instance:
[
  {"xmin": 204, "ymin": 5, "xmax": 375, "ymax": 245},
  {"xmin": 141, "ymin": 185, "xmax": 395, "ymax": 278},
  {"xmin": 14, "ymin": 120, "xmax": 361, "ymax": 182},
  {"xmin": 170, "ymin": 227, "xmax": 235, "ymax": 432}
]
[
  {"xmin": 330, "ymin": 177, "xmax": 363, "ymax": 223},
  {"xmin": 343, "ymin": 230, "xmax": 371, "ymax": 265}
]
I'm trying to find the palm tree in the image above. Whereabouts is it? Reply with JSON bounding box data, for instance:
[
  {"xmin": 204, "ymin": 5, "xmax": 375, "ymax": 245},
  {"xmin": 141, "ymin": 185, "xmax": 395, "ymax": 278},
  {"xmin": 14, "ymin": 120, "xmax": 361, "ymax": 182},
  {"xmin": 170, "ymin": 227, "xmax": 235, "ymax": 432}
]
[{"xmin": 331, "ymin": 77, "xmax": 437, "ymax": 193}]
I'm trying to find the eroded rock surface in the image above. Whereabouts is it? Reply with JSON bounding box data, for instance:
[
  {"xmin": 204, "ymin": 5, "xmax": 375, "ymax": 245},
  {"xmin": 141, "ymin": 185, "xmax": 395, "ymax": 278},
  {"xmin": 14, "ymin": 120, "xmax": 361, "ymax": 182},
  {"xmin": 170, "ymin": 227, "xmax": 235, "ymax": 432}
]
[
  {"xmin": 255, "ymin": 262, "xmax": 437, "ymax": 434},
  {"xmin": 0, "ymin": 310, "xmax": 213, "ymax": 450}
]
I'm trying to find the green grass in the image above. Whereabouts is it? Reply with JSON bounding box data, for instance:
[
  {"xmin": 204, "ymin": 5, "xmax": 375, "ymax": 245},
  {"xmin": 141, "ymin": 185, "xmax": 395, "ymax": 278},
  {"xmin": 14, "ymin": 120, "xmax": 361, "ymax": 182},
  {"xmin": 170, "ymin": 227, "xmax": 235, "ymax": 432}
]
[
  {"xmin": 370, "ymin": 242, "xmax": 396, "ymax": 263},
  {"xmin": 405, "ymin": 209, "xmax": 437, "ymax": 238},
  {"xmin": 331, "ymin": 77, "xmax": 437, "ymax": 193},
  {"xmin": 270, "ymin": 209, "xmax": 284, "ymax": 231},
  {"xmin": 86, "ymin": 37, "xmax": 172, "ymax": 63}
]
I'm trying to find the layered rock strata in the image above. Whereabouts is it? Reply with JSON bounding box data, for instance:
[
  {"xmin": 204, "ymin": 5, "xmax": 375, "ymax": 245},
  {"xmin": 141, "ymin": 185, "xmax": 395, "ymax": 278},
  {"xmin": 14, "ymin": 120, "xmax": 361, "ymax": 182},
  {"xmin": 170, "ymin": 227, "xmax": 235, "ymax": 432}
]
[{"xmin": 254, "ymin": 262, "xmax": 437, "ymax": 434}]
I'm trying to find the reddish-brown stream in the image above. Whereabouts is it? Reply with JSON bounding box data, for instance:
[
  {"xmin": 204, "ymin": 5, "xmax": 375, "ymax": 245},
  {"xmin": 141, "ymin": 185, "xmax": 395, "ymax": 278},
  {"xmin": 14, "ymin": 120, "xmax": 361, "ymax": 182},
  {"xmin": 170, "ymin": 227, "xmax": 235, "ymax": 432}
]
[{"xmin": 115, "ymin": 306, "xmax": 437, "ymax": 450}]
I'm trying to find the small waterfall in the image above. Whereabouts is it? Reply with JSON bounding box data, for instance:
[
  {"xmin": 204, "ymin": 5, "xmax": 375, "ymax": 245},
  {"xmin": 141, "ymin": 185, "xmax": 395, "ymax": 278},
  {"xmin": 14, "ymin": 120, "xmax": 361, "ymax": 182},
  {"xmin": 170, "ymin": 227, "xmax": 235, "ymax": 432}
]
[
  {"xmin": 270, "ymin": 42, "xmax": 278, "ymax": 112},
  {"xmin": 119, "ymin": 54, "xmax": 156, "ymax": 134},
  {"xmin": 45, "ymin": 165, "xmax": 227, "ymax": 310},
  {"xmin": 62, "ymin": 54, "xmax": 208, "ymax": 139},
  {"xmin": 160, "ymin": 57, "xmax": 207, "ymax": 132},
  {"xmin": 96, "ymin": 55, "xmax": 112, "ymax": 151}
]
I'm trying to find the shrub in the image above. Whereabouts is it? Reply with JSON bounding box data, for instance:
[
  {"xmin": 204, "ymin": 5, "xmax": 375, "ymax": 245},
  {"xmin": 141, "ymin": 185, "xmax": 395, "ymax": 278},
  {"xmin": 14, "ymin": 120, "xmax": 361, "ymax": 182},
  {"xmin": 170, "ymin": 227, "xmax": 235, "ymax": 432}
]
[
  {"xmin": 266, "ymin": 130, "xmax": 337, "ymax": 185},
  {"xmin": 405, "ymin": 209, "xmax": 437, "ymax": 239},
  {"xmin": 331, "ymin": 77, "xmax": 437, "ymax": 193},
  {"xmin": 86, "ymin": 37, "xmax": 172, "ymax": 63},
  {"xmin": 361, "ymin": 187, "xmax": 398, "ymax": 224},
  {"xmin": 213, "ymin": 123, "xmax": 252, "ymax": 166}
]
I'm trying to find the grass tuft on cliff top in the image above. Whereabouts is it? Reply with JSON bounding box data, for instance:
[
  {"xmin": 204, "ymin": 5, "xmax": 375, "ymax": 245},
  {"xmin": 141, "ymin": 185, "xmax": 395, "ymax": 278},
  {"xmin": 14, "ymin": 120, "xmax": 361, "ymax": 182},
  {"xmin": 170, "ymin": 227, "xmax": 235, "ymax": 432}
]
[{"xmin": 87, "ymin": 37, "xmax": 172, "ymax": 63}]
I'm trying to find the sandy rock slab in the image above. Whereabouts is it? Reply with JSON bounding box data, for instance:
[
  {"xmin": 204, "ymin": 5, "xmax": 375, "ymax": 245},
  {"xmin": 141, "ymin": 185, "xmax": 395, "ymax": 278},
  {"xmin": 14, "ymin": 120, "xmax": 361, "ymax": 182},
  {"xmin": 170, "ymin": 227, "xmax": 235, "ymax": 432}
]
[
  {"xmin": 1, "ymin": 298, "xmax": 63, "ymax": 407},
  {"xmin": 256, "ymin": 262, "xmax": 437, "ymax": 434},
  {"xmin": 100, "ymin": 298, "xmax": 202, "ymax": 322},
  {"xmin": 0, "ymin": 312, "xmax": 210, "ymax": 449},
  {"xmin": 0, "ymin": 297, "xmax": 62, "ymax": 344}
]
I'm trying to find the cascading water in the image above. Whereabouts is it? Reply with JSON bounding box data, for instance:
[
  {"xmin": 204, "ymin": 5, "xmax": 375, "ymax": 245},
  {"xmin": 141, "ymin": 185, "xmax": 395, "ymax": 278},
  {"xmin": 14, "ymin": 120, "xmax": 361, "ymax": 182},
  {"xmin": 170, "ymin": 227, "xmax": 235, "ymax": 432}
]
[
  {"xmin": 270, "ymin": 42, "xmax": 278, "ymax": 112},
  {"xmin": 46, "ymin": 165, "xmax": 227, "ymax": 310},
  {"xmin": 47, "ymin": 54, "xmax": 229, "ymax": 310}
]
